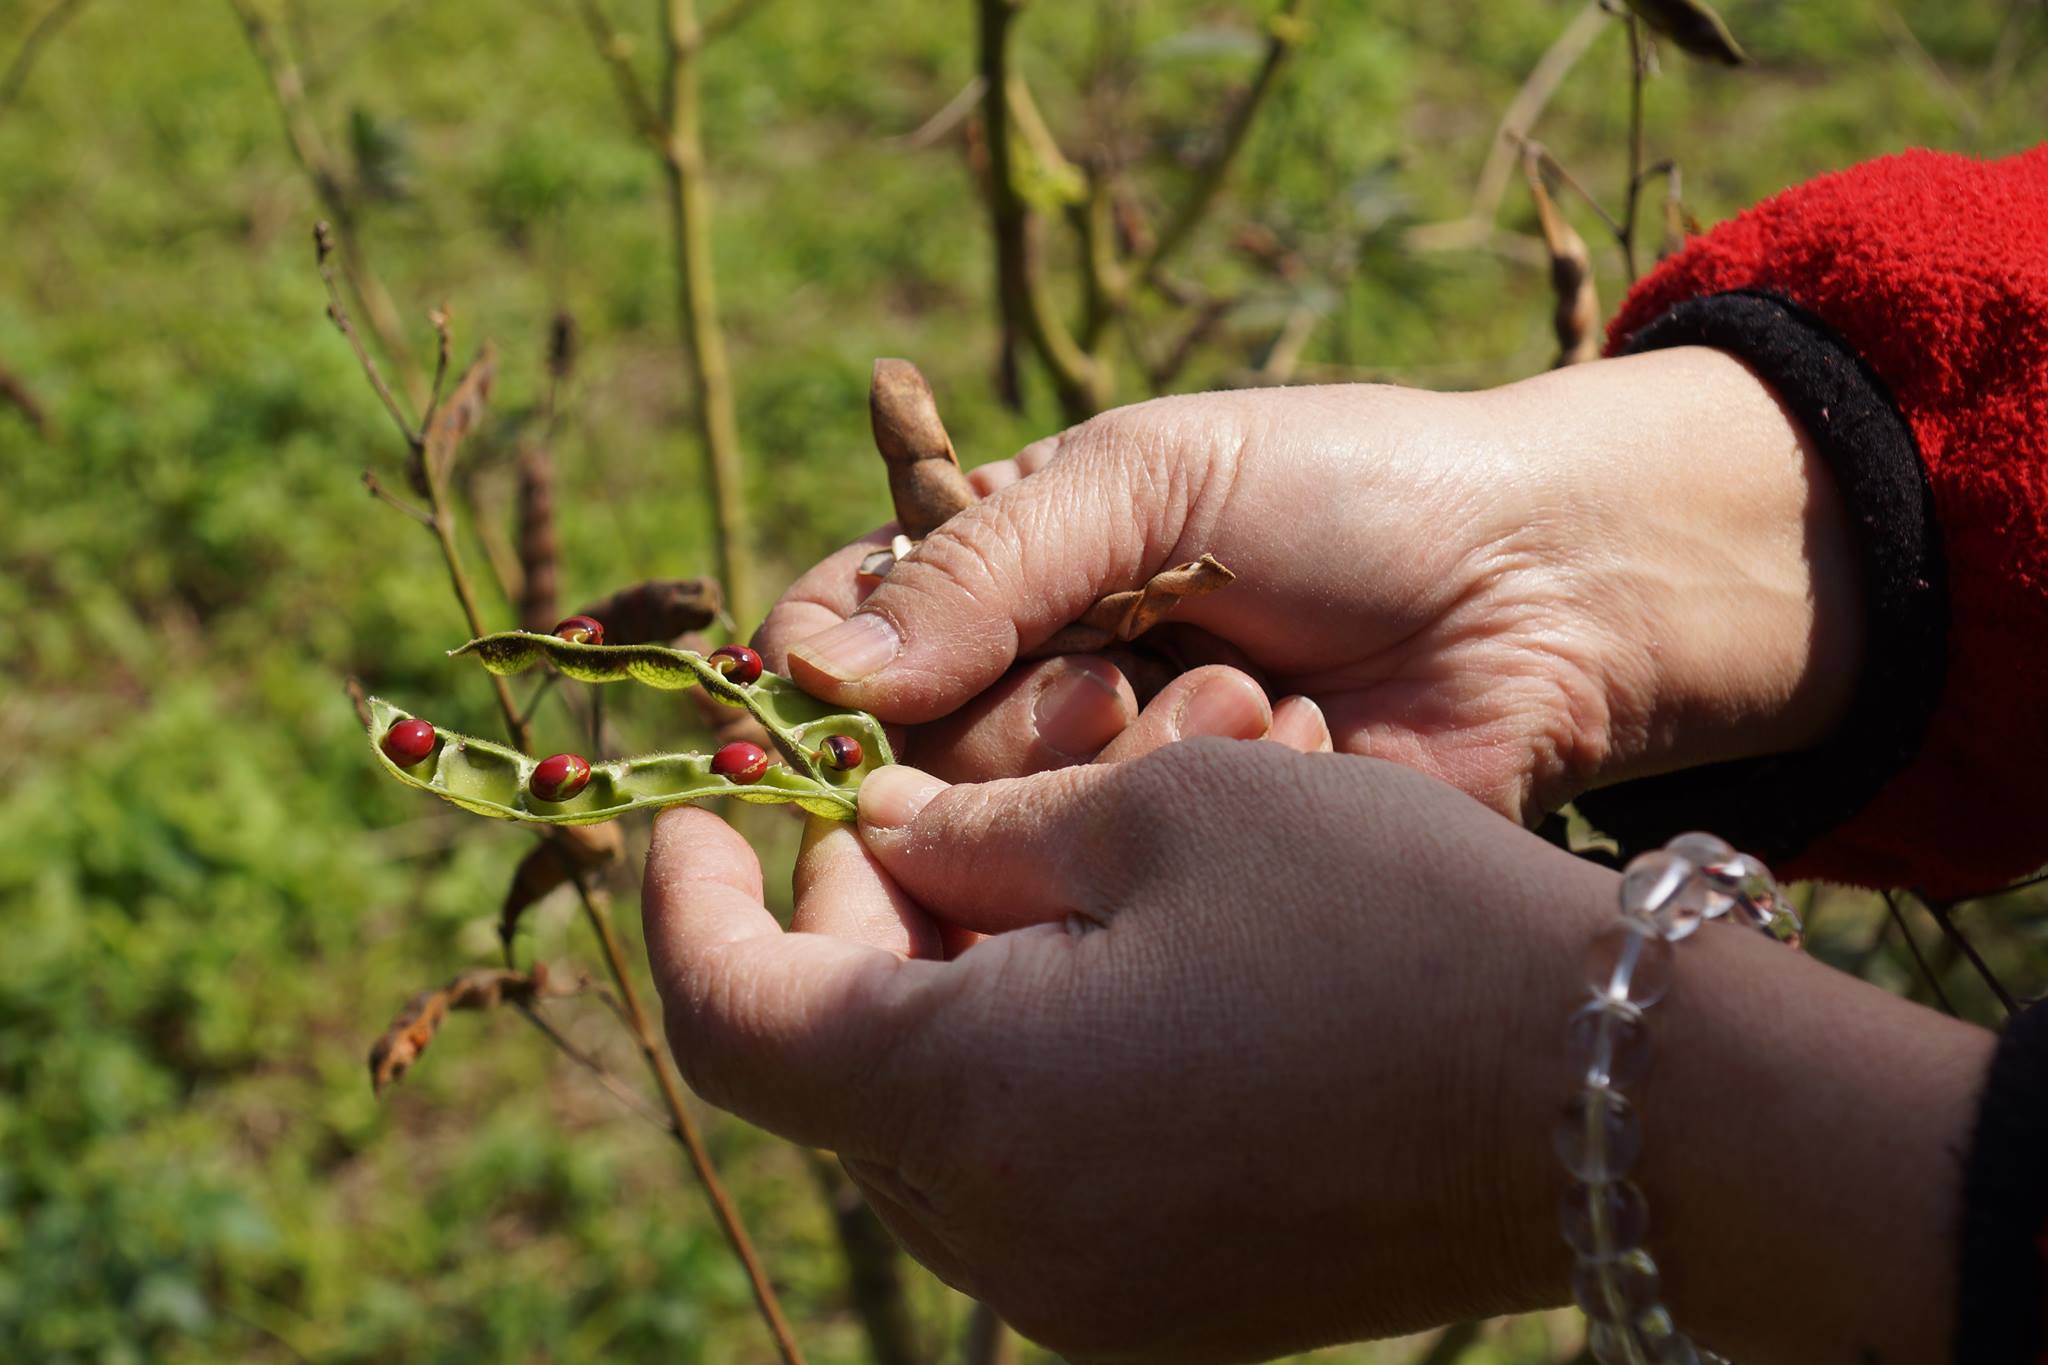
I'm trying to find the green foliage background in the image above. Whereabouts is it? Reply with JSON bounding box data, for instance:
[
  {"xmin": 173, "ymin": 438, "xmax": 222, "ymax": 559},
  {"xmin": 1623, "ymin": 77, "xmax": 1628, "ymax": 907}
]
[{"xmin": 0, "ymin": 0, "xmax": 2040, "ymax": 1360}]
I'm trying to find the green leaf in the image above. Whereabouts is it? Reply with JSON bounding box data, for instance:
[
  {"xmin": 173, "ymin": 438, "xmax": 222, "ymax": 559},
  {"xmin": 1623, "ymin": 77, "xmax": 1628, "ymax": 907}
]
[
  {"xmin": 366, "ymin": 697, "xmax": 869, "ymax": 822},
  {"xmin": 1624, "ymin": 0, "xmax": 1747, "ymax": 66},
  {"xmin": 448, "ymin": 630, "xmax": 894, "ymax": 787}
]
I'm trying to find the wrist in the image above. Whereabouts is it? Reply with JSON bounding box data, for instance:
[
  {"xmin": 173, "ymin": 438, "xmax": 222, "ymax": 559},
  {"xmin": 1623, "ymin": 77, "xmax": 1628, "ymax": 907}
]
[
  {"xmin": 1482, "ymin": 846, "xmax": 1992, "ymax": 1361},
  {"xmin": 1488, "ymin": 345, "xmax": 1867, "ymax": 794}
]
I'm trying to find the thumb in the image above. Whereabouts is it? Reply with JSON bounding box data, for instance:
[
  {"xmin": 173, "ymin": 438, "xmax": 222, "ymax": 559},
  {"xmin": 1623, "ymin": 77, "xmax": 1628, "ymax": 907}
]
[
  {"xmin": 855, "ymin": 762, "xmax": 1124, "ymax": 933},
  {"xmin": 786, "ymin": 416, "xmax": 1213, "ymax": 722}
]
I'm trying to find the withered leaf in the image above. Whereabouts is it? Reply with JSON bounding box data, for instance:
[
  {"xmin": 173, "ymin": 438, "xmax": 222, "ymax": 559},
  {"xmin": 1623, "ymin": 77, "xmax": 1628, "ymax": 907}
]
[
  {"xmin": 412, "ymin": 342, "xmax": 497, "ymax": 495},
  {"xmin": 1624, "ymin": 0, "xmax": 1747, "ymax": 66}
]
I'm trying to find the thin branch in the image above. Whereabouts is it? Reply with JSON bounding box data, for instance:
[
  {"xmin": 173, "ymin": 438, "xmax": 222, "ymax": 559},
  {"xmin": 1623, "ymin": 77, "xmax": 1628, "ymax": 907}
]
[
  {"xmin": 1137, "ymin": 0, "xmax": 1309, "ymax": 280},
  {"xmin": 963, "ymin": 1301, "xmax": 1015, "ymax": 1365},
  {"xmin": 700, "ymin": 0, "xmax": 772, "ymax": 44},
  {"xmin": 899, "ymin": 73, "xmax": 986, "ymax": 148},
  {"xmin": 566, "ymin": 0, "xmax": 665, "ymax": 143},
  {"xmin": 0, "ymin": 0, "xmax": 90, "ymax": 123},
  {"xmin": 228, "ymin": 0, "xmax": 423, "ymax": 403},
  {"xmin": 314, "ymin": 223, "xmax": 418, "ymax": 445},
  {"xmin": 1620, "ymin": 13, "xmax": 1648, "ymax": 279},
  {"xmin": 659, "ymin": 0, "xmax": 756, "ymax": 624},
  {"xmin": 1883, "ymin": 891, "xmax": 1958, "ymax": 1017},
  {"xmin": 0, "ymin": 359, "xmax": 51, "ymax": 436},
  {"xmin": 361, "ymin": 468, "xmax": 434, "ymax": 526},
  {"xmin": 1411, "ymin": 1320, "xmax": 1484, "ymax": 1365},
  {"xmin": 1919, "ymin": 895, "xmax": 2020, "ymax": 1018},
  {"xmin": 571, "ymin": 876, "xmax": 807, "ymax": 1364},
  {"xmin": 1467, "ymin": 0, "xmax": 1612, "ymax": 226},
  {"xmin": 978, "ymin": 0, "xmax": 1106, "ymax": 421},
  {"xmin": 417, "ymin": 304, "xmax": 454, "ymax": 438},
  {"xmin": 515, "ymin": 1001, "xmax": 677, "ymax": 1133}
]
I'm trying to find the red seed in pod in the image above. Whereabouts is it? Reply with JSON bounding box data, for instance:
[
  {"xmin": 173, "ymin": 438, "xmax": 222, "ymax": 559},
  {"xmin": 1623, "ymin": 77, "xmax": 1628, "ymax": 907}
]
[
  {"xmin": 711, "ymin": 740, "xmax": 770, "ymax": 784},
  {"xmin": 553, "ymin": 615, "xmax": 605, "ymax": 645},
  {"xmin": 708, "ymin": 644, "xmax": 763, "ymax": 686},
  {"xmin": 530, "ymin": 752, "xmax": 593, "ymax": 802},
  {"xmin": 819, "ymin": 735, "xmax": 864, "ymax": 771},
  {"xmin": 381, "ymin": 718, "xmax": 439, "ymax": 767}
]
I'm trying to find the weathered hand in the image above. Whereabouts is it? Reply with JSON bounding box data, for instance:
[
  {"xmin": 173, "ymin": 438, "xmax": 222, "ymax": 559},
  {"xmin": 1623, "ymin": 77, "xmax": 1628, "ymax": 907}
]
[
  {"xmin": 644, "ymin": 741, "xmax": 1987, "ymax": 1364},
  {"xmin": 757, "ymin": 345, "xmax": 1862, "ymax": 819}
]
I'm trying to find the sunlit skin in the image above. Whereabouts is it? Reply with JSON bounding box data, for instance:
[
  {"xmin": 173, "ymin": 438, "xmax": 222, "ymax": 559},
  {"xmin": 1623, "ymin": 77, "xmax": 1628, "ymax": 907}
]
[{"xmin": 646, "ymin": 347, "xmax": 1988, "ymax": 1362}]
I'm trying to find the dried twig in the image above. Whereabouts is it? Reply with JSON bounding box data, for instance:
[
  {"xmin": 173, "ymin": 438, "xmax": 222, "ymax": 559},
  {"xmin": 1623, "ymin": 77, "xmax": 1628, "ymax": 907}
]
[
  {"xmin": 1919, "ymin": 895, "xmax": 2020, "ymax": 1018},
  {"xmin": 369, "ymin": 964, "xmax": 557, "ymax": 1093},
  {"xmin": 0, "ymin": 0, "xmax": 90, "ymax": 123},
  {"xmin": 0, "ymin": 360, "xmax": 50, "ymax": 436},
  {"xmin": 1883, "ymin": 891, "xmax": 1958, "ymax": 1016},
  {"xmin": 962, "ymin": 1302, "xmax": 1014, "ymax": 1365},
  {"xmin": 229, "ymin": 0, "xmax": 421, "ymax": 402}
]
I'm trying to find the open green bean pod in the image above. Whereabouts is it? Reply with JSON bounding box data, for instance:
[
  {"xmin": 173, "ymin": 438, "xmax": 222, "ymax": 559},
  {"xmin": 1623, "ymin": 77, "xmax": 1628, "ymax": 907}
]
[
  {"xmin": 367, "ymin": 697, "xmax": 875, "ymax": 822},
  {"xmin": 449, "ymin": 630, "xmax": 893, "ymax": 787}
]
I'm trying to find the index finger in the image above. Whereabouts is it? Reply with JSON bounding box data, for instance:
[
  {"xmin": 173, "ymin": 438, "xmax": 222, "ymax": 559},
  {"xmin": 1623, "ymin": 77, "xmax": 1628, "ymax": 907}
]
[{"xmin": 643, "ymin": 806, "xmax": 956, "ymax": 1156}]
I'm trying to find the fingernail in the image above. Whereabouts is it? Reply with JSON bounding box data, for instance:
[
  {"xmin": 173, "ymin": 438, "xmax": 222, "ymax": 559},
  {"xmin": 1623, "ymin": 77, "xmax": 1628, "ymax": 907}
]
[
  {"xmin": 859, "ymin": 764, "xmax": 946, "ymax": 832},
  {"xmin": 790, "ymin": 612, "xmax": 900, "ymax": 683},
  {"xmin": 1033, "ymin": 661, "xmax": 1129, "ymax": 759},
  {"xmin": 1269, "ymin": 695, "xmax": 1331, "ymax": 752},
  {"xmin": 1176, "ymin": 672, "xmax": 1271, "ymax": 740}
]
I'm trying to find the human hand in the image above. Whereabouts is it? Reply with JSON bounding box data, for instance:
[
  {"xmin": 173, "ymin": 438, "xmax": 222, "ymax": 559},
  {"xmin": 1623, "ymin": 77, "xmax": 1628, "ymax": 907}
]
[
  {"xmin": 757, "ymin": 345, "xmax": 1864, "ymax": 819},
  {"xmin": 645, "ymin": 740, "xmax": 1988, "ymax": 1363}
]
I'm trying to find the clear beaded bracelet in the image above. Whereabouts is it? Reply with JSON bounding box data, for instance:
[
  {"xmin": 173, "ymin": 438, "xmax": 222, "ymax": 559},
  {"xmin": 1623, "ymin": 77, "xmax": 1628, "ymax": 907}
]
[{"xmin": 1558, "ymin": 831, "xmax": 1803, "ymax": 1365}]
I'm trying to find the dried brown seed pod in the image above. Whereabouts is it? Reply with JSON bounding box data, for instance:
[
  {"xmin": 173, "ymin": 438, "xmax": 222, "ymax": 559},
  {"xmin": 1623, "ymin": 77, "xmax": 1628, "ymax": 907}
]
[
  {"xmin": 1523, "ymin": 148, "xmax": 1600, "ymax": 368},
  {"xmin": 572, "ymin": 579, "xmax": 722, "ymax": 646},
  {"xmin": 368, "ymin": 964, "xmax": 553, "ymax": 1094},
  {"xmin": 870, "ymin": 359, "xmax": 978, "ymax": 538}
]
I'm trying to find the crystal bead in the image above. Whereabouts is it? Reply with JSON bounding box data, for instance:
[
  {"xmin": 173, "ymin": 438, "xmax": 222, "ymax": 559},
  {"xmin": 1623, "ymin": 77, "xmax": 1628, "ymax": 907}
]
[
  {"xmin": 1560, "ymin": 1179, "xmax": 1650, "ymax": 1256},
  {"xmin": 1572, "ymin": 1249, "xmax": 1661, "ymax": 1322},
  {"xmin": 1554, "ymin": 1086, "xmax": 1643, "ymax": 1181},
  {"xmin": 1567, "ymin": 1000, "xmax": 1652, "ymax": 1088},
  {"xmin": 1584, "ymin": 918, "xmax": 1675, "ymax": 1007},
  {"xmin": 1665, "ymin": 831, "xmax": 1734, "ymax": 871},
  {"xmin": 1668, "ymin": 832, "xmax": 1738, "ymax": 919},
  {"xmin": 1621, "ymin": 850, "xmax": 1708, "ymax": 941},
  {"xmin": 1586, "ymin": 1322, "xmax": 1641, "ymax": 1365}
]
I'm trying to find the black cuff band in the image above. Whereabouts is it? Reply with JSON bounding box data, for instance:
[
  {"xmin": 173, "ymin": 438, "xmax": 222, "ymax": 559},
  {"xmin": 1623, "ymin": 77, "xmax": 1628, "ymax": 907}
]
[
  {"xmin": 1956, "ymin": 1000, "xmax": 2048, "ymax": 1364},
  {"xmin": 1573, "ymin": 290, "xmax": 1949, "ymax": 867}
]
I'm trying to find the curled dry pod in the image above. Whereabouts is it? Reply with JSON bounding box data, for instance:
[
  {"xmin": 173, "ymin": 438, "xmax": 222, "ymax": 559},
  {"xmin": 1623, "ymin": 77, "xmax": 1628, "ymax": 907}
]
[
  {"xmin": 366, "ymin": 697, "xmax": 878, "ymax": 822},
  {"xmin": 870, "ymin": 359, "xmax": 977, "ymax": 538}
]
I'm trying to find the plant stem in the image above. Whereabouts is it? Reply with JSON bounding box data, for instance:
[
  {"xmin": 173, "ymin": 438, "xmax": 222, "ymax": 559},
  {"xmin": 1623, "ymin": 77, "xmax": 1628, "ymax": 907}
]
[
  {"xmin": 0, "ymin": 0, "xmax": 90, "ymax": 123},
  {"xmin": 573, "ymin": 875, "xmax": 806, "ymax": 1365},
  {"xmin": 1621, "ymin": 12, "xmax": 1647, "ymax": 280},
  {"xmin": 399, "ymin": 343, "xmax": 803, "ymax": 1363},
  {"xmin": 977, "ymin": 0, "xmax": 1105, "ymax": 422},
  {"xmin": 1136, "ymin": 0, "xmax": 1309, "ymax": 281},
  {"xmin": 659, "ymin": 0, "xmax": 755, "ymax": 627},
  {"xmin": 228, "ymin": 0, "xmax": 423, "ymax": 405}
]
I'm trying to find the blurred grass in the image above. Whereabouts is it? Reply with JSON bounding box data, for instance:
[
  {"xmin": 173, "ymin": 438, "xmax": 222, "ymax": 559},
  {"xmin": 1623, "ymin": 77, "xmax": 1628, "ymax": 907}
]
[{"xmin": 0, "ymin": 0, "xmax": 2041, "ymax": 1360}]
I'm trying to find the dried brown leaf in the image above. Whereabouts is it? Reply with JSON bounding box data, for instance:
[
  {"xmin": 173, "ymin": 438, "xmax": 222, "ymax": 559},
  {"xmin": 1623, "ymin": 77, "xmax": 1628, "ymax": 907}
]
[
  {"xmin": 411, "ymin": 342, "xmax": 496, "ymax": 496},
  {"xmin": 870, "ymin": 359, "xmax": 977, "ymax": 538},
  {"xmin": 499, "ymin": 824, "xmax": 621, "ymax": 956},
  {"xmin": 368, "ymin": 963, "xmax": 552, "ymax": 1094}
]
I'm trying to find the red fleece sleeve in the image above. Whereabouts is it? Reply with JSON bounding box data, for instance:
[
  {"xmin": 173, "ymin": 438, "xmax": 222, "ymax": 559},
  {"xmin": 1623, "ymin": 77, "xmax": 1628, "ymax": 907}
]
[{"xmin": 1609, "ymin": 145, "xmax": 2048, "ymax": 898}]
